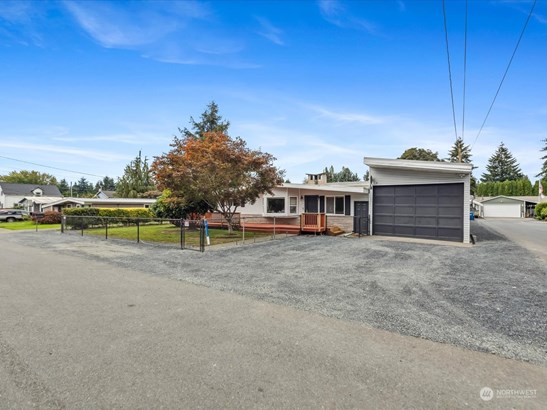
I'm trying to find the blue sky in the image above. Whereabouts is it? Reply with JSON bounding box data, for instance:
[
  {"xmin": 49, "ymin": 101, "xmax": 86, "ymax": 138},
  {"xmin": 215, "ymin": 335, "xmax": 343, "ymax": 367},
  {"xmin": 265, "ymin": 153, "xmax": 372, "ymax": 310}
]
[{"xmin": 1, "ymin": 0, "xmax": 546, "ymax": 186}]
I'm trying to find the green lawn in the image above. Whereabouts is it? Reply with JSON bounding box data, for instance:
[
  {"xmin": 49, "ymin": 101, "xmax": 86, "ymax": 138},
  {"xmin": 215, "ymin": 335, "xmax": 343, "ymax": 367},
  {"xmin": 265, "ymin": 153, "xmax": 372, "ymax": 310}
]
[
  {"xmin": 83, "ymin": 223, "xmax": 271, "ymax": 246},
  {"xmin": 0, "ymin": 221, "xmax": 61, "ymax": 231}
]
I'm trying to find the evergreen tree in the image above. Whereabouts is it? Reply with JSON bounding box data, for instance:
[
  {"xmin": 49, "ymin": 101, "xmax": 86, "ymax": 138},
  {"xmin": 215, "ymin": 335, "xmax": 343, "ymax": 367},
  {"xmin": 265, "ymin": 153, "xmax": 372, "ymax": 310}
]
[
  {"xmin": 448, "ymin": 137, "xmax": 472, "ymax": 163},
  {"xmin": 58, "ymin": 179, "xmax": 70, "ymax": 196},
  {"xmin": 180, "ymin": 101, "xmax": 230, "ymax": 140},
  {"xmin": 537, "ymin": 138, "xmax": 547, "ymax": 178},
  {"xmin": 73, "ymin": 177, "xmax": 94, "ymax": 196},
  {"xmin": 116, "ymin": 151, "xmax": 156, "ymax": 198},
  {"xmin": 95, "ymin": 176, "xmax": 116, "ymax": 191},
  {"xmin": 323, "ymin": 165, "xmax": 360, "ymax": 182},
  {"xmin": 481, "ymin": 142, "xmax": 523, "ymax": 182}
]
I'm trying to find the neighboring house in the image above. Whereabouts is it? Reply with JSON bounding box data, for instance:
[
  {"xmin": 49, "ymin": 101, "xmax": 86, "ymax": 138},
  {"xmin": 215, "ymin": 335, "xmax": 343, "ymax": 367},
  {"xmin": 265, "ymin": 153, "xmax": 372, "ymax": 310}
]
[
  {"xmin": 93, "ymin": 189, "xmax": 117, "ymax": 199},
  {"xmin": 473, "ymin": 196, "xmax": 543, "ymax": 218},
  {"xmin": 235, "ymin": 172, "xmax": 369, "ymax": 233},
  {"xmin": 19, "ymin": 196, "xmax": 67, "ymax": 214},
  {"xmin": 41, "ymin": 197, "xmax": 156, "ymax": 212},
  {"xmin": 364, "ymin": 157, "xmax": 473, "ymax": 244},
  {"xmin": 0, "ymin": 182, "xmax": 62, "ymax": 209}
]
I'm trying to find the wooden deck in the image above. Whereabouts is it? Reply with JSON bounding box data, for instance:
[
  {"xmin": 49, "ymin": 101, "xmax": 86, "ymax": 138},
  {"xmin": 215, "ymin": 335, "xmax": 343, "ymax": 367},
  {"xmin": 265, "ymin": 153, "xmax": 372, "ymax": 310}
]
[
  {"xmin": 206, "ymin": 220, "xmax": 301, "ymax": 234},
  {"xmin": 205, "ymin": 213, "xmax": 328, "ymax": 234}
]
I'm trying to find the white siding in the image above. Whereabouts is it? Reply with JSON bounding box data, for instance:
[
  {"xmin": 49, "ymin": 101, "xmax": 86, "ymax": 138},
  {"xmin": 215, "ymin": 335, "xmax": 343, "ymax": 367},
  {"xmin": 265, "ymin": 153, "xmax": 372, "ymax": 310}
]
[
  {"xmin": 238, "ymin": 187, "xmax": 368, "ymax": 217},
  {"xmin": 1, "ymin": 194, "xmax": 26, "ymax": 209}
]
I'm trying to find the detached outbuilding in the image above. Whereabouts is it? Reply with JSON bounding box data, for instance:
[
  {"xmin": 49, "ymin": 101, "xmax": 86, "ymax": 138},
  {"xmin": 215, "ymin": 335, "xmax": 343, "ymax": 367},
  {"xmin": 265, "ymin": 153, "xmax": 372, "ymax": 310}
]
[
  {"xmin": 473, "ymin": 196, "xmax": 541, "ymax": 218},
  {"xmin": 364, "ymin": 157, "xmax": 473, "ymax": 244}
]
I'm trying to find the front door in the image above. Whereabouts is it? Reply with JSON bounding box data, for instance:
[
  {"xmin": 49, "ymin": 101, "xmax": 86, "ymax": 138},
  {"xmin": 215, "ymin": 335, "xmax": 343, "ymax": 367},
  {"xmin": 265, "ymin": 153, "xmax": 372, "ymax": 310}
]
[
  {"xmin": 353, "ymin": 201, "xmax": 369, "ymax": 234},
  {"xmin": 305, "ymin": 195, "xmax": 319, "ymax": 213}
]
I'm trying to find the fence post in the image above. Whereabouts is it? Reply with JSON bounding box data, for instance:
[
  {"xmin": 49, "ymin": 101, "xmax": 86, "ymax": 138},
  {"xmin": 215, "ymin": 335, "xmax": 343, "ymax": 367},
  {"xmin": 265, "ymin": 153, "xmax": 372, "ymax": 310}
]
[
  {"xmin": 273, "ymin": 217, "xmax": 276, "ymax": 239},
  {"xmin": 242, "ymin": 218, "xmax": 245, "ymax": 244},
  {"xmin": 199, "ymin": 221, "xmax": 205, "ymax": 252},
  {"xmin": 136, "ymin": 220, "xmax": 140, "ymax": 243},
  {"xmin": 105, "ymin": 220, "xmax": 108, "ymax": 240},
  {"xmin": 180, "ymin": 219, "xmax": 185, "ymax": 250},
  {"xmin": 61, "ymin": 216, "xmax": 65, "ymax": 233}
]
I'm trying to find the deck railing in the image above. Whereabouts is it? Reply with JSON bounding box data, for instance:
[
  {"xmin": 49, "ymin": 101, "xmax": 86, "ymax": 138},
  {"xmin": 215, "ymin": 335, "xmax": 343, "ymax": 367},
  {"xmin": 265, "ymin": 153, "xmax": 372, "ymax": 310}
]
[{"xmin": 300, "ymin": 213, "xmax": 327, "ymax": 233}]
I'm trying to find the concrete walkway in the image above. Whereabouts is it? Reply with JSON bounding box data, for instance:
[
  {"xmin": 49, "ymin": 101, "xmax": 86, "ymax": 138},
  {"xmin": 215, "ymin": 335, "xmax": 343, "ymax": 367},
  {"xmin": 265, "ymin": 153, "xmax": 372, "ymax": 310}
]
[{"xmin": 0, "ymin": 237, "xmax": 545, "ymax": 409}]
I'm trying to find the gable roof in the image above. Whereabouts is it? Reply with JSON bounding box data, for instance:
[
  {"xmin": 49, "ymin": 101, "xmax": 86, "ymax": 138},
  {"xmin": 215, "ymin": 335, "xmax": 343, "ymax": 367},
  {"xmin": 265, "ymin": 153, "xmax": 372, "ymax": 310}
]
[
  {"xmin": 474, "ymin": 195, "xmax": 542, "ymax": 204},
  {"xmin": 0, "ymin": 182, "xmax": 62, "ymax": 197},
  {"xmin": 93, "ymin": 190, "xmax": 117, "ymax": 198}
]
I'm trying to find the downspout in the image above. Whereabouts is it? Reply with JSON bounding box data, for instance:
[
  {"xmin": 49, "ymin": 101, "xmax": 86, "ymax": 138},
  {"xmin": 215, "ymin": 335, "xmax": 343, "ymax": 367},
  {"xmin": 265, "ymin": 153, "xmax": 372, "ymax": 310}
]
[{"xmin": 369, "ymin": 176, "xmax": 373, "ymax": 236}]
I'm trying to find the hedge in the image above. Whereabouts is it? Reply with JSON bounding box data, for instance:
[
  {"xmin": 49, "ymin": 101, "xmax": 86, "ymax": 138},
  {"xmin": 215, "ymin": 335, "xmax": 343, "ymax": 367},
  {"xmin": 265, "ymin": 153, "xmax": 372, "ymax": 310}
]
[
  {"xmin": 535, "ymin": 202, "xmax": 547, "ymax": 221},
  {"xmin": 63, "ymin": 208, "xmax": 155, "ymax": 228}
]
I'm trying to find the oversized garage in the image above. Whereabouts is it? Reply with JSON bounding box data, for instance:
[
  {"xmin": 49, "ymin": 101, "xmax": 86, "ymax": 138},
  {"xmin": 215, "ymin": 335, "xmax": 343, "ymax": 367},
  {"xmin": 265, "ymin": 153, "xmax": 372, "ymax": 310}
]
[{"xmin": 364, "ymin": 158, "xmax": 473, "ymax": 244}]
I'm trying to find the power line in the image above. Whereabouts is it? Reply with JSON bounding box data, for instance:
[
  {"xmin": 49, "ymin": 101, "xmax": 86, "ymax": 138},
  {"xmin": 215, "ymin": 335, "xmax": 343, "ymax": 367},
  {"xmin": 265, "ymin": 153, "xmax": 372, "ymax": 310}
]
[
  {"xmin": 0, "ymin": 155, "xmax": 106, "ymax": 179},
  {"xmin": 471, "ymin": 0, "xmax": 537, "ymax": 149},
  {"xmin": 461, "ymin": 0, "xmax": 468, "ymax": 143},
  {"xmin": 442, "ymin": 0, "xmax": 459, "ymax": 142}
]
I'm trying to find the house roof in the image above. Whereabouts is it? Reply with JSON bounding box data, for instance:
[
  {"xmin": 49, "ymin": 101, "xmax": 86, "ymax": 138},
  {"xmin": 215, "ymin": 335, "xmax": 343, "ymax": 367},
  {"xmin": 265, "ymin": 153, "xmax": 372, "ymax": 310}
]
[
  {"xmin": 0, "ymin": 182, "xmax": 62, "ymax": 196},
  {"xmin": 474, "ymin": 195, "xmax": 543, "ymax": 204},
  {"xmin": 363, "ymin": 157, "xmax": 473, "ymax": 174},
  {"xmin": 18, "ymin": 196, "xmax": 67, "ymax": 205},
  {"xmin": 281, "ymin": 182, "xmax": 368, "ymax": 193},
  {"xmin": 43, "ymin": 197, "xmax": 156, "ymax": 207},
  {"xmin": 94, "ymin": 190, "xmax": 117, "ymax": 198}
]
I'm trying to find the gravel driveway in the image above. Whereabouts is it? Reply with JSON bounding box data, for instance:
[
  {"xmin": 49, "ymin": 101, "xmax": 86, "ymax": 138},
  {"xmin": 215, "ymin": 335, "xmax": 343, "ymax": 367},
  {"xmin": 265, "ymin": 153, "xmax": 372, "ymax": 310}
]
[{"xmin": 4, "ymin": 220, "xmax": 546, "ymax": 365}]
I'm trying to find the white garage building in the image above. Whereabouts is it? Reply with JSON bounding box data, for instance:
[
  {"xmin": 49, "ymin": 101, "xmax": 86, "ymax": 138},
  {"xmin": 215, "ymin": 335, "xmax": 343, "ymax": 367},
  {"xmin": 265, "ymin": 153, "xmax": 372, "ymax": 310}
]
[
  {"xmin": 364, "ymin": 157, "xmax": 472, "ymax": 244},
  {"xmin": 474, "ymin": 196, "xmax": 541, "ymax": 218}
]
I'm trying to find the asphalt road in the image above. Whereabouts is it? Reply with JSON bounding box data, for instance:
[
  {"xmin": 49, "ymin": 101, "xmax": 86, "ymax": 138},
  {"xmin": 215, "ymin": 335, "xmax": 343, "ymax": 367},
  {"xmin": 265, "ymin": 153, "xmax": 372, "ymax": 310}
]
[
  {"xmin": 478, "ymin": 218, "xmax": 547, "ymax": 263},
  {"xmin": 1, "ymin": 233, "xmax": 545, "ymax": 409}
]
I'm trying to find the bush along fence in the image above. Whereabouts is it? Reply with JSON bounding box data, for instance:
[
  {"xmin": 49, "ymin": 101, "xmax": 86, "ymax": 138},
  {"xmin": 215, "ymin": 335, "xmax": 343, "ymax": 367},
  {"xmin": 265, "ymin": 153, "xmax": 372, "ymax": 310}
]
[
  {"xmin": 61, "ymin": 208, "xmax": 205, "ymax": 252},
  {"xmin": 536, "ymin": 202, "xmax": 547, "ymax": 221}
]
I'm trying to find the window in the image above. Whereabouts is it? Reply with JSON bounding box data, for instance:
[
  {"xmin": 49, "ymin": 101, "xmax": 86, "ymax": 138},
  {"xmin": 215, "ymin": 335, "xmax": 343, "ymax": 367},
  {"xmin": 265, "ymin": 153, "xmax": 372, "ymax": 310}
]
[
  {"xmin": 289, "ymin": 197, "xmax": 297, "ymax": 214},
  {"xmin": 266, "ymin": 197, "xmax": 285, "ymax": 213},
  {"xmin": 326, "ymin": 196, "xmax": 344, "ymax": 215}
]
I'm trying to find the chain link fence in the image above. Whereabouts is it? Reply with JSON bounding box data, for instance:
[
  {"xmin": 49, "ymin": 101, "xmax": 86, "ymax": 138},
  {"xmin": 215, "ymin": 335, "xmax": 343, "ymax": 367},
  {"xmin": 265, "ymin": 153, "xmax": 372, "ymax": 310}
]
[{"xmin": 62, "ymin": 215, "xmax": 205, "ymax": 251}]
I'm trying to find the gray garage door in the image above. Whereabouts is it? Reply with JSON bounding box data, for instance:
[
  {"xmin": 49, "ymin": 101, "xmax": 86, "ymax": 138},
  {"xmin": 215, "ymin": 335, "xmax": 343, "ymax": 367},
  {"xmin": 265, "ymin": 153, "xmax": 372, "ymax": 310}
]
[{"xmin": 373, "ymin": 183, "xmax": 464, "ymax": 242}]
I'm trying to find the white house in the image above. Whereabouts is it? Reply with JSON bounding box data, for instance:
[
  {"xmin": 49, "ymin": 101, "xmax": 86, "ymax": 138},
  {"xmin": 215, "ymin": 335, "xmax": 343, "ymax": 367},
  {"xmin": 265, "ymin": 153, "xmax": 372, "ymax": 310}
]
[
  {"xmin": 364, "ymin": 157, "xmax": 473, "ymax": 244},
  {"xmin": 0, "ymin": 183, "xmax": 62, "ymax": 209},
  {"xmin": 235, "ymin": 173, "xmax": 369, "ymax": 233},
  {"xmin": 41, "ymin": 197, "xmax": 156, "ymax": 212}
]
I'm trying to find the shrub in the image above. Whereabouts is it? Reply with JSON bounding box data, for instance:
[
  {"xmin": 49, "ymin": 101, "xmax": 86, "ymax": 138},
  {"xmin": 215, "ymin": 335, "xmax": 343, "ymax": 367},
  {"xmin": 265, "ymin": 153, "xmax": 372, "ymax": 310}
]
[
  {"xmin": 37, "ymin": 211, "xmax": 62, "ymax": 224},
  {"xmin": 62, "ymin": 207, "xmax": 154, "ymax": 228},
  {"xmin": 63, "ymin": 207, "xmax": 101, "ymax": 228},
  {"xmin": 534, "ymin": 202, "xmax": 547, "ymax": 220}
]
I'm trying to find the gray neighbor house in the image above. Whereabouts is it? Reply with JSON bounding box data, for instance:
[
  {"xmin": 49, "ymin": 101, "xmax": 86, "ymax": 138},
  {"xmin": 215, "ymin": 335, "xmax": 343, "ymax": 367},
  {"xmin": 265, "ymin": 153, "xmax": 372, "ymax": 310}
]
[{"xmin": 0, "ymin": 182, "xmax": 62, "ymax": 211}]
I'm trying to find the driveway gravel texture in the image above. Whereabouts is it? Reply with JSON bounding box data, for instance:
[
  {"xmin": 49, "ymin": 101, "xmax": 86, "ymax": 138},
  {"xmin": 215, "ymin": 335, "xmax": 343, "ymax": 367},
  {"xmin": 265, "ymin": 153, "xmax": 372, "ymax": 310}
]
[{"xmin": 5, "ymin": 219, "xmax": 546, "ymax": 365}]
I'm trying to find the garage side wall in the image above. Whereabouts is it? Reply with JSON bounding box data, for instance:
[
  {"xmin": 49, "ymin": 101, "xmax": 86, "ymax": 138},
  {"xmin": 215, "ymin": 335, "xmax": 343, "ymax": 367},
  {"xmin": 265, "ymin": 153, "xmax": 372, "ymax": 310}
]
[{"xmin": 370, "ymin": 168, "xmax": 470, "ymax": 244}]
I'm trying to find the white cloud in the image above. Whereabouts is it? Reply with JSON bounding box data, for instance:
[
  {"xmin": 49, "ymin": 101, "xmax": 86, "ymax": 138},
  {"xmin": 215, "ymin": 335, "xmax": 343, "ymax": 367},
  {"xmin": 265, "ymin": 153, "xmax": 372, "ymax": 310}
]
[
  {"xmin": 0, "ymin": 141, "xmax": 129, "ymax": 162},
  {"xmin": 51, "ymin": 133, "xmax": 167, "ymax": 145},
  {"xmin": 318, "ymin": 0, "xmax": 378, "ymax": 35},
  {"xmin": 256, "ymin": 17, "xmax": 284, "ymax": 46},
  {"xmin": 64, "ymin": 1, "xmax": 182, "ymax": 48},
  {"xmin": 63, "ymin": 1, "xmax": 254, "ymax": 68},
  {"xmin": 307, "ymin": 105, "xmax": 389, "ymax": 125}
]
